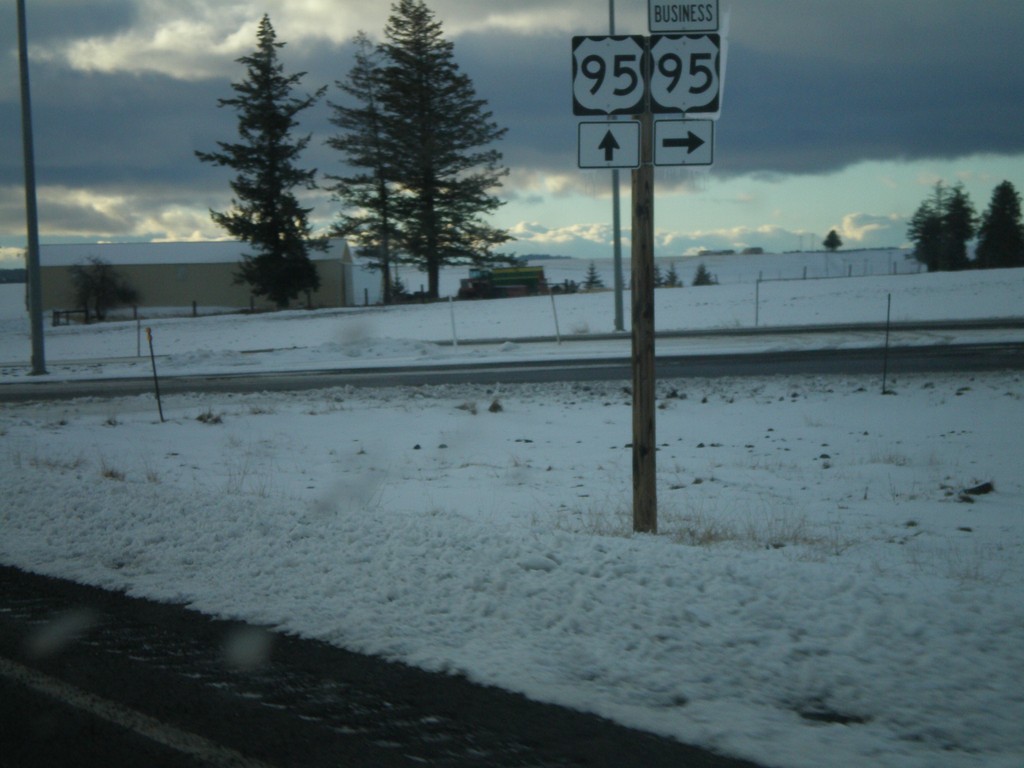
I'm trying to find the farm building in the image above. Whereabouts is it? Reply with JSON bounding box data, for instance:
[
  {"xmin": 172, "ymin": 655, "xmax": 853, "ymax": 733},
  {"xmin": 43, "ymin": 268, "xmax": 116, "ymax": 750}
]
[{"xmin": 38, "ymin": 239, "xmax": 384, "ymax": 313}]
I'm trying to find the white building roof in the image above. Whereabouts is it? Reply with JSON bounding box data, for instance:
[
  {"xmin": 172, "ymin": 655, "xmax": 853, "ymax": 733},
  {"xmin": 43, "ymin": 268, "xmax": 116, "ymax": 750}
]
[{"xmin": 40, "ymin": 239, "xmax": 347, "ymax": 267}]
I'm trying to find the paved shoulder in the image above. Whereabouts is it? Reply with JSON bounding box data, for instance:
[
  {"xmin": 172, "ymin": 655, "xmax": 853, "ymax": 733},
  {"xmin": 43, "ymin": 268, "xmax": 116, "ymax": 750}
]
[{"xmin": 0, "ymin": 565, "xmax": 761, "ymax": 768}]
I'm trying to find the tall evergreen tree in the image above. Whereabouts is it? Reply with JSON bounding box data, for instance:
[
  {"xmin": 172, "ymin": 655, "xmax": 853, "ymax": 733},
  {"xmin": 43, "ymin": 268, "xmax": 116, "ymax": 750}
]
[
  {"xmin": 692, "ymin": 262, "xmax": 717, "ymax": 286},
  {"xmin": 664, "ymin": 262, "xmax": 682, "ymax": 287},
  {"xmin": 976, "ymin": 180, "xmax": 1024, "ymax": 269},
  {"xmin": 942, "ymin": 184, "xmax": 976, "ymax": 271},
  {"xmin": 908, "ymin": 185, "xmax": 945, "ymax": 272},
  {"xmin": 907, "ymin": 182, "xmax": 975, "ymax": 272},
  {"xmin": 583, "ymin": 261, "xmax": 604, "ymax": 290},
  {"xmin": 196, "ymin": 15, "xmax": 326, "ymax": 308},
  {"xmin": 377, "ymin": 0, "xmax": 511, "ymax": 298},
  {"xmin": 653, "ymin": 262, "xmax": 665, "ymax": 288},
  {"xmin": 326, "ymin": 33, "xmax": 399, "ymax": 304}
]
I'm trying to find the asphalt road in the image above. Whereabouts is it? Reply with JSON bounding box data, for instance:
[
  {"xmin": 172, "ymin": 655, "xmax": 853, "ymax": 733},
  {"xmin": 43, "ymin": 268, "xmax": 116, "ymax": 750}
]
[
  {"xmin": 0, "ymin": 565, "xmax": 761, "ymax": 768},
  {"xmin": 2, "ymin": 341, "xmax": 1023, "ymax": 403}
]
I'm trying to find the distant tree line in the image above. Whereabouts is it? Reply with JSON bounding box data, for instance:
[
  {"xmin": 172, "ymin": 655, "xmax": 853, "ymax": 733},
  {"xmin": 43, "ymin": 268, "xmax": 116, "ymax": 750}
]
[
  {"xmin": 0, "ymin": 268, "xmax": 26, "ymax": 284},
  {"xmin": 907, "ymin": 180, "xmax": 1024, "ymax": 271},
  {"xmin": 196, "ymin": 1, "xmax": 510, "ymax": 307},
  {"xmin": 581, "ymin": 261, "xmax": 716, "ymax": 291}
]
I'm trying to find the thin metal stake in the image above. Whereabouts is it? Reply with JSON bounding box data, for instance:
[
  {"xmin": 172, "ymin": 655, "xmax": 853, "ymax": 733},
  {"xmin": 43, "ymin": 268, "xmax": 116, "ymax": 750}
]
[
  {"xmin": 550, "ymin": 291, "xmax": 562, "ymax": 345},
  {"xmin": 448, "ymin": 296, "xmax": 458, "ymax": 347},
  {"xmin": 882, "ymin": 293, "xmax": 892, "ymax": 395},
  {"xmin": 146, "ymin": 327, "xmax": 165, "ymax": 423}
]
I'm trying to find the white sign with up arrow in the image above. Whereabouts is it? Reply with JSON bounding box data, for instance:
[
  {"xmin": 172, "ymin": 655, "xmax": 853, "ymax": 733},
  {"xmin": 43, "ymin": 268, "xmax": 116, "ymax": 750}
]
[
  {"xmin": 578, "ymin": 121, "xmax": 641, "ymax": 169},
  {"xmin": 654, "ymin": 119, "xmax": 714, "ymax": 166}
]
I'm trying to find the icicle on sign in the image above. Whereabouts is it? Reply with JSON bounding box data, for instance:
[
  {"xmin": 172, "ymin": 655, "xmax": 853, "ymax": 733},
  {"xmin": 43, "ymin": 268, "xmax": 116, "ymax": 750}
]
[{"xmin": 649, "ymin": 1, "xmax": 719, "ymax": 33}]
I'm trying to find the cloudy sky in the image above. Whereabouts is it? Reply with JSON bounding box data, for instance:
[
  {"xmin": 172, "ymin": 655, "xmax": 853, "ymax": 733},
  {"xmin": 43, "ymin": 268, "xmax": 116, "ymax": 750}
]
[{"xmin": 2, "ymin": 0, "xmax": 1024, "ymax": 264}]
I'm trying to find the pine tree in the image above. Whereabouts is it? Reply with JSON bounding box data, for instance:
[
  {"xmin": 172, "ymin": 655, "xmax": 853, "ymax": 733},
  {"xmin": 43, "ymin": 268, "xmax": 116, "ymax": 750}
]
[
  {"xmin": 326, "ymin": 33, "xmax": 399, "ymax": 304},
  {"xmin": 942, "ymin": 184, "xmax": 976, "ymax": 271},
  {"xmin": 377, "ymin": 0, "xmax": 510, "ymax": 298},
  {"xmin": 908, "ymin": 185, "xmax": 945, "ymax": 272},
  {"xmin": 196, "ymin": 15, "xmax": 326, "ymax": 308},
  {"xmin": 692, "ymin": 262, "xmax": 717, "ymax": 286},
  {"xmin": 976, "ymin": 180, "xmax": 1024, "ymax": 269},
  {"xmin": 653, "ymin": 262, "xmax": 665, "ymax": 288},
  {"xmin": 583, "ymin": 261, "xmax": 604, "ymax": 290},
  {"xmin": 908, "ymin": 182, "xmax": 975, "ymax": 272},
  {"xmin": 823, "ymin": 229, "xmax": 842, "ymax": 251},
  {"xmin": 664, "ymin": 262, "xmax": 682, "ymax": 287}
]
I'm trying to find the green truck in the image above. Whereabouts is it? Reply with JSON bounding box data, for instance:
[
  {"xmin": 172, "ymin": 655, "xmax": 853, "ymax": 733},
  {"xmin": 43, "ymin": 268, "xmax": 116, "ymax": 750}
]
[{"xmin": 458, "ymin": 266, "xmax": 549, "ymax": 299}]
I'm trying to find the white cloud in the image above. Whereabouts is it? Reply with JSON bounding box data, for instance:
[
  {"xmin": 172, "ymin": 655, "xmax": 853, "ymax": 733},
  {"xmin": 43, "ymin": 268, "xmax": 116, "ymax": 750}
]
[
  {"xmin": 20, "ymin": 185, "xmax": 224, "ymax": 242},
  {"xmin": 0, "ymin": 247, "xmax": 25, "ymax": 265},
  {"xmin": 507, "ymin": 170, "xmax": 609, "ymax": 202},
  {"xmin": 33, "ymin": 2, "xmax": 254, "ymax": 80},
  {"xmin": 137, "ymin": 207, "xmax": 227, "ymax": 243},
  {"xmin": 444, "ymin": 7, "xmax": 589, "ymax": 36},
  {"xmin": 40, "ymin": 186, "xmax": 135, "ymax": 234},
  {"xmin": 31, "ymin": 0, "xmax": 603, "ymax": 81},
  {"xmin": 835, "ymin": 212, "xmax": 901, "ymax": 243},
  {"xmin": 510, "ymin": 221, "xmax": 611, "ymax": 246}
]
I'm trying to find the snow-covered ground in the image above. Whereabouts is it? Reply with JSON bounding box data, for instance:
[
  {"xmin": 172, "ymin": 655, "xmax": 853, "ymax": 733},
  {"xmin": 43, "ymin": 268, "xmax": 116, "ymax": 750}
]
[{"xmin": 1, "ymin": 252, "xmax": 1023, "ymax": 767}]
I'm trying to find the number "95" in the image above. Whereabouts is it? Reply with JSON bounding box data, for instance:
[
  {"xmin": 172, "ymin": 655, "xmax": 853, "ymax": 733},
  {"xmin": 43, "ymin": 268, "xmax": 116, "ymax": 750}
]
[{"xmin": 572, "ymin": 35, "xmax": 720, "ymax": 116}]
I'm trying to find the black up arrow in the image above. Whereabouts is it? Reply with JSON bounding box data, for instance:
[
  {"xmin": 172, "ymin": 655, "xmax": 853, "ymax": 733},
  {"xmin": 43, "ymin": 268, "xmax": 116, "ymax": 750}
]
[
  {"xmin": 598, "ymin": 130, "xmax": 620, "ymax": 161},
  {"xmin": 663, "ymin": 131, "xmax": 705, "ymax": 154}
]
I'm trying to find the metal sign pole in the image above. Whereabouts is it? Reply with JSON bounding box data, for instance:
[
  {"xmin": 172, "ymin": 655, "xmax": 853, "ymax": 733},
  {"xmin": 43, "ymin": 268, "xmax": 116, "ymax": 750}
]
[
  {"xmin": 610, "ymin": 0, "xmax": 625, "ymax": 333},
  {"xmin": 17, "ymin": 0, "xmax": 46, "ymax": 376}
]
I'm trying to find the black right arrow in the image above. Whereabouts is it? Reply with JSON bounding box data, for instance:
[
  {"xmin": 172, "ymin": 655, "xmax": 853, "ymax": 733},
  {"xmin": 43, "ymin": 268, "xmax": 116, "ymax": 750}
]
[
  {"xmin": 663, "ymin": 131, "xmax": 705, "ymax": 154},
  {"xmin": 598, "ymin": 130, "xmax": 620, "ymax": 161}
]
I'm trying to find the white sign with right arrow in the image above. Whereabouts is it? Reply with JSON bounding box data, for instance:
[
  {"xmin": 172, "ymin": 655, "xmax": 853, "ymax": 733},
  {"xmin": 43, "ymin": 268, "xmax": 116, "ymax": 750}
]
[{"xmin": 654, "ymin": 119, "xmax": 714, "ymax": 166}]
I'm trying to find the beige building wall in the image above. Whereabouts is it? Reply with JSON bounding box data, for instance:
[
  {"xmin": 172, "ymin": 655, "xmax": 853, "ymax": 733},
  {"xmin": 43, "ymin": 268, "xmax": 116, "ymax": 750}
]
[{"xmin": 40, "ymin": 242, "xmax": 348, "ymax": 313}]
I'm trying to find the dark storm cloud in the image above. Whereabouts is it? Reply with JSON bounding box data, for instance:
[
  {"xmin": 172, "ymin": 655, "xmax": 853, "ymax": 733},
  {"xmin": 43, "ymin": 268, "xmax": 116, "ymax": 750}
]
[
  {"xmin": 716, "ymin": 1, "xmax": 1024, "ymax": 177},
  {"xmin": 4, "ymin": 0, "xmax": 1024, "ymax": 209},
  {"xmin": 0, "ymin": 0, "xmax": 136, "ymax": 57},
  {"xmin": 0, "ymin": 59, "xmax": 233, "ymax": 190},
  {"xmin": 448, "ymin": 0, "xmax": 1024, "ymax": 179},
  {"xmin": 453, "ymin": 31, "xmax": 576, "ymax": 170},
  {"xmin": 18, "ymin": 0, "xmax": 139, "ymax": 43}
]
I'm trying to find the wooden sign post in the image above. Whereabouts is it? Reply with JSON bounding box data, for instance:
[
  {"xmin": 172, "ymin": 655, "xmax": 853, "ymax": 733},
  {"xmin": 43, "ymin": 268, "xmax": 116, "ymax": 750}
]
[{"xmin": 631, "ymin": 110, "xmax": 657, "ymax": 533}]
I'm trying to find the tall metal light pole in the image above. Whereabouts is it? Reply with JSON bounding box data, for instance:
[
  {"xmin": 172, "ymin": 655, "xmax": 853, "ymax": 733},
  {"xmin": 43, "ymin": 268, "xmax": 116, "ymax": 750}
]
[
  {"xmin": 17, "ymin": 0, "xmax": 47, "ymax": 375},
  {"xmin": 609, "ymin": 0, "xmax": 625, "ymax": 332}
]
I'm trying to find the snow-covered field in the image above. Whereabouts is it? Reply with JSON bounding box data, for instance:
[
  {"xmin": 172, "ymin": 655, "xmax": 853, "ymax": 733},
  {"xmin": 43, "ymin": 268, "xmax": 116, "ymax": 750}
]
[
  {"xmin": 1, "ymin": 250, "xmax": 1022, "ymax": 381},
  {"xmin": 1, "ymin": 252, "xmax": 1023, "ymax": 767}
]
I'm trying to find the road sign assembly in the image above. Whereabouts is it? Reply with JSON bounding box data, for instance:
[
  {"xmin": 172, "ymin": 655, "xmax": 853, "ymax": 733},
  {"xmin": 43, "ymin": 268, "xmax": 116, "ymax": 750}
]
[{"xmin": 569, "ymin": 19, "xmax": 727, "ymax": 534}]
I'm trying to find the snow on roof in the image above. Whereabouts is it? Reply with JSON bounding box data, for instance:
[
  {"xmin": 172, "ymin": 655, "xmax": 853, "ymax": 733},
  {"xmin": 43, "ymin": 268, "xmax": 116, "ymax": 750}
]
[{"xmin": 40, "ymin": 239, "xmax": 348, "ymax": 267}]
